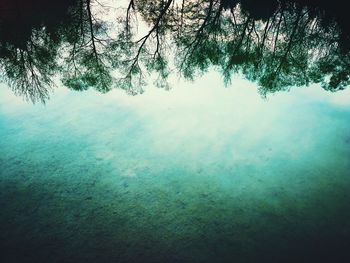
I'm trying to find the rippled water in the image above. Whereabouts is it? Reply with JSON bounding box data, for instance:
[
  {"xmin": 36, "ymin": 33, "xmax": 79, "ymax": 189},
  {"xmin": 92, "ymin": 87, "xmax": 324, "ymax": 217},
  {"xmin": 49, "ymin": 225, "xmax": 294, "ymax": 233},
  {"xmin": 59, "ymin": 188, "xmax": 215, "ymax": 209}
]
[{"xmin": 1, "ymin": 73, "xmax": 350, "ymax": 262}]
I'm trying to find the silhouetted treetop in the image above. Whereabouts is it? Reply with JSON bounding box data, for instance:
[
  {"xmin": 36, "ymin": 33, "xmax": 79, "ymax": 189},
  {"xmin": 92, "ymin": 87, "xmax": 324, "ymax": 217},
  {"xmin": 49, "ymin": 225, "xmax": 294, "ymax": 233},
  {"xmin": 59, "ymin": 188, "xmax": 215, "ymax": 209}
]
[{"xmin": 0, "ymin": 0, "xmax": 349, "ymax": 102}]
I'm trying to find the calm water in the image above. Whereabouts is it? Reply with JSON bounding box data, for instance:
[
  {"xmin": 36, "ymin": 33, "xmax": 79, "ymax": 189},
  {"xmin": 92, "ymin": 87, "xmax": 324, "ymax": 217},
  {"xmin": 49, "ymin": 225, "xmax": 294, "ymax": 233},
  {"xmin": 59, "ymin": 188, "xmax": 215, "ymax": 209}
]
[
  {"xmin": 1, "ymin": 0, "xmax": 350, "ymax": 262},
  {"xmin": 1, "ymin": 73, "xmax": 350, "ymax": 262}
]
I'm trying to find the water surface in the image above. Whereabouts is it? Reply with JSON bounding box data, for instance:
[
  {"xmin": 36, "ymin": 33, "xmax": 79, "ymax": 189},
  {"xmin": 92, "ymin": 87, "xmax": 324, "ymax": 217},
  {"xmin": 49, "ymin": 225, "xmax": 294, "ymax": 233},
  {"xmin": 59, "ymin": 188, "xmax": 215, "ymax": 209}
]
[
  {"xmin": 1, "ymin": 0, "xmax": 350, "ymax": 262},
  {"xmin": 1, "ymin": 74, "xmax": 350, "ymax": 262}
]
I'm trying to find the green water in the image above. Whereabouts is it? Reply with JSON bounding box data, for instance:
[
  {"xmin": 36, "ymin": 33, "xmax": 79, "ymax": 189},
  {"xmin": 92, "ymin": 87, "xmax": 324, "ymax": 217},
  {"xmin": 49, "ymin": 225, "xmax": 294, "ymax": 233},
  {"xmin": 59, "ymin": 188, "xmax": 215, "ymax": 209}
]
[{"xmin": 1, "ymin": 75, "xmax": 350, "ymax": 262}]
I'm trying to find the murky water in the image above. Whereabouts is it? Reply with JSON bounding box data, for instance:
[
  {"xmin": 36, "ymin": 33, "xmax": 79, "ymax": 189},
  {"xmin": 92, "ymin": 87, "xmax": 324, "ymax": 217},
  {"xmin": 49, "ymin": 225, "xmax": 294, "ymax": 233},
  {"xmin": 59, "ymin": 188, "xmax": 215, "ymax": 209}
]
[
  {"xmin": 1, "ymin": 73, "xmax": 350, "ymax": 262},
  {"xmin": 1, "ymin": 0, "xmax": 350, "ymax": 261}
]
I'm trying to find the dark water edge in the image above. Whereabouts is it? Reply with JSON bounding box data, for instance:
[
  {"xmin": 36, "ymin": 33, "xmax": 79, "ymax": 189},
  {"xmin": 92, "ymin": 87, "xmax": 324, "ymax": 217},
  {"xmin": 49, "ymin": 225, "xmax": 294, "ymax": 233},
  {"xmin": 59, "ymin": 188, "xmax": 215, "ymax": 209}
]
[{"xmin": 1, "ymin": 169, "xmax": 350, "ymax": 263}]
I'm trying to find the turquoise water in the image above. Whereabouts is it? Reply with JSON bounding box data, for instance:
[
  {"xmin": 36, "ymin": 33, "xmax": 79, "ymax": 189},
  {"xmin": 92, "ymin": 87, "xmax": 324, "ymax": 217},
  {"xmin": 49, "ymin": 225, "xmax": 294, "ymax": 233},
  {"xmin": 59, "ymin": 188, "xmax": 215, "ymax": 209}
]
[{"xmin": 1, "ymin": 74, "xmax": 350, "ymax": 262}]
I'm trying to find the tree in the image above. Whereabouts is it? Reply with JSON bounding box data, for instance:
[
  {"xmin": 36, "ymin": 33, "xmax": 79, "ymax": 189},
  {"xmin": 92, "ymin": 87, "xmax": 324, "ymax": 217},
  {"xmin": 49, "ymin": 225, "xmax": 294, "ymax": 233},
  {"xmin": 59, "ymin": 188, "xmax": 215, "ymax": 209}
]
[{"xmin": 0, "ymin": 0, "xmax": 349, "ymax": 102}]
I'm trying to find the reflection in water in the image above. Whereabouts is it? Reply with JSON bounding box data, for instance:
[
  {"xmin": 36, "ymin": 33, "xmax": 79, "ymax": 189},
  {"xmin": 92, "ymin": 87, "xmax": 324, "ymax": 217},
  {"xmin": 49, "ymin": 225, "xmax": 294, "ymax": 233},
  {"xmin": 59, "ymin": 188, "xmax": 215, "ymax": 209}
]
[
  {"xmin": 1, "ymin": 1, "xmax": 350, "ymax": 263},
  {"xmin": 0, "ymin": 0, "xmax": 350, "ymax": 102}
]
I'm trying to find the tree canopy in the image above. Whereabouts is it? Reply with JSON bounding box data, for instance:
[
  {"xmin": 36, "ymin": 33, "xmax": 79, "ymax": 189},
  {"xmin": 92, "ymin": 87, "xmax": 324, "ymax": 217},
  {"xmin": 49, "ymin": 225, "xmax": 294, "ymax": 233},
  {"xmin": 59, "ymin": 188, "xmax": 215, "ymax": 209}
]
[{"xmin": 0, "ymin": 0, "xmax": 349, "ymax": 102}]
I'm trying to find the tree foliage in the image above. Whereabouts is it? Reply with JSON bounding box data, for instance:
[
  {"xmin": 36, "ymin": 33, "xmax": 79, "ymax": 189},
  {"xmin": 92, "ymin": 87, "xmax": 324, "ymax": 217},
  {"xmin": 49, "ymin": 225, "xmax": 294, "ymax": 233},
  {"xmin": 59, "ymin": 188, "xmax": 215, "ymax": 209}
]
[{"xmin": 0, "ymin": 0, "xmax": 349, "ymax": 102}]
